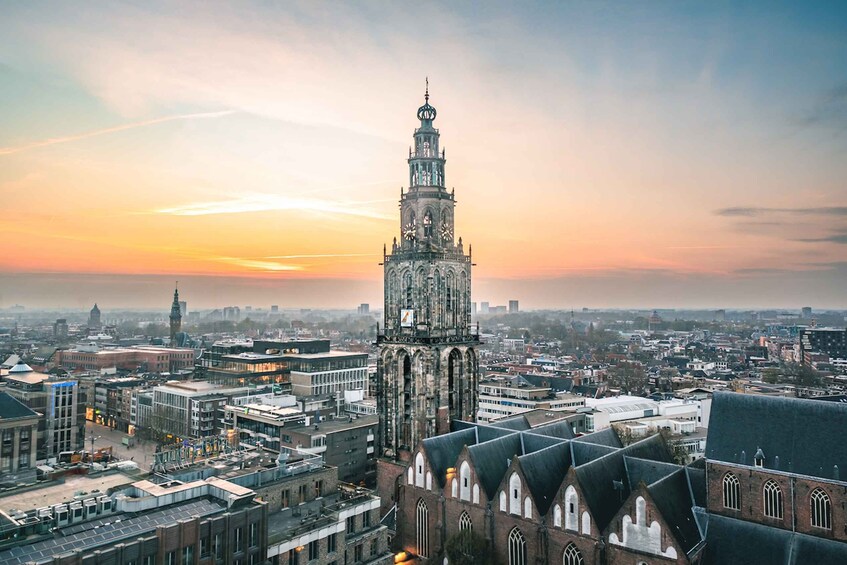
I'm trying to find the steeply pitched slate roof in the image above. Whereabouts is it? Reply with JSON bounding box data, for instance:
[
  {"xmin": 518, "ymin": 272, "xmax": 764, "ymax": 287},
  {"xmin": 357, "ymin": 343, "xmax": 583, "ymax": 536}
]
[
  {"xmin": 706, "ymin": 391, "xmax": 847, "ymax": 480},
  {"xmin": 571, "ymin": 442, "xmax": 619, "ymax": 466},
  {"xmin": 0, "ymin": 392, "xmax": 39, "ymax": 420},
  {"xmin": 526, "ymin": 420, "xmax": 575, "ymax": 440},
  {"xmin": 685, "ymin": 465, "xmax": 707, "ymax": 508},
  {"xmin": 703, "ymin": 513, "xmax": 847, "ymax": 565},
  {"xmin": 488, "ymin": 415, "xmax": 530, "ymax": 431},
  {"xmin": 468, "ymin": 433, "xmax": 523, "ymax": 499},
  {"xmin": 573, "ymin": 427, "xmax": 623, "ymax": 448},
  {"xmin": 422, "ymin": 427, "xmax": 477, "ymax": 488},
  {"xmin": 575, "ymin": 435, "xmax": 671, "ymax": 532},
  {"xmin": 624, "ymin": 456, "xmax": 680, "ymax": 490},
  {"xmin": 521, "ymin": 432, "xmax": 564, "ymax": 453},
  {"xmin": 518, "ymin": 442, "xmax": 572, "ymax": 515},
  {"xmin": 475, "ymin": 423, "xmax": 520, "ymax": 443},
  {"xmin": 646, "ymin": 469, "xmax": 702, "ymax": 554}
]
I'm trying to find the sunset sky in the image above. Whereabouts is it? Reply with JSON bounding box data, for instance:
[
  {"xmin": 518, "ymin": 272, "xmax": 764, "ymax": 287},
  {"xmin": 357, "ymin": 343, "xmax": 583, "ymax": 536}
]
[{"xmin": 2, "ymin": 2, "xmax": 846, "ymax": 310}]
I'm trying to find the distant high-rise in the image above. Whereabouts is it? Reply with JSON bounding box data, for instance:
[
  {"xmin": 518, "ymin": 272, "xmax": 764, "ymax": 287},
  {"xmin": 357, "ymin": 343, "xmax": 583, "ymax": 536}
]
[
  {"xmin": 480, "ymin": 301, "xmax": 490, "ymax": 314},
  {"xmin": 88, "ymin": 303, "xmax": 101, "ymax": 329},
  {"xmin": 169, "ymin": 284, "xmax": 182, "ymax": 343},
  {"xmin": 271, "ymin": 305, "xmax": 279, "ymax": 313},
  {"xmin": 714, "ymin": 309, "xmax": 726, "ymax": 322},
  {"xmin": 357, "ymin": 303, "xmax": 370, "ymax": 315},
  {"xmin": 802, "ymin": 306, "xmax": 812, "ymax": 319},
  {"xmin": 508, "ymin": 299, "xmax": 519, "ymax": 313},
  {"xmin": 179, "ymin": 300, "xmax": 187, "ymax": 317},
  {"xmin": 53, "ymin": 318, "xmax": 68, "ymax": 339}
]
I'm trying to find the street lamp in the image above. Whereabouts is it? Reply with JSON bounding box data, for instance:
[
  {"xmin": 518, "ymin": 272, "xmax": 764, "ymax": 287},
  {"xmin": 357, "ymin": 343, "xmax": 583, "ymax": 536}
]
[{"xmin": 88, "ymin": 428, "xmax": 101, "ymax": 468}]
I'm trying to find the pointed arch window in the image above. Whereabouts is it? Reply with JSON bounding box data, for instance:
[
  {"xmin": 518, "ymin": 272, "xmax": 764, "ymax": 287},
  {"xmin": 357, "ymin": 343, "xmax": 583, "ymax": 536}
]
[
  {"xmin": 508, "ymin": 528, "xmax": 526, "ymax": 565},
  {"xmin": 416, "ymin": 499, "xmax": 429, "ymax": 558},
  {"xmin": 811, "ymin": 488, "xmax": 831, "ymax": 529},
  {"xmin": 763, "ymin": 479, "xmax": 783, "ymax": 519},
  {"xmin": 565, "ymin": 485, "xmax": 579, "ymax": 531},
  {"xmin": 459, "ymin": 511, "xmax": 472, "ymax": 532},
  {"xmin": 459, "ymin": 461, "xmax": 471, "ymax": 501},
  {"xmin": 509, "ymin": 473, "xmax": 521, "ymax": 515},
  {"xmin": 722, "ymin": 472, "xmax": 740, "ymax": 510},
  {"xmin": 423, "ymin": 211, "xmax": 433, "ymax": 238},
  {"xmin": 563, "ymin": 543, "xmax": 584, "ymax": 565}
]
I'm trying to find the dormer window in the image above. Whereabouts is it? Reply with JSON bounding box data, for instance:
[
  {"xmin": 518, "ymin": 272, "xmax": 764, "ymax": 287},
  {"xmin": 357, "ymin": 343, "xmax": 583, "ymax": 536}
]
[{"xmin": 754, "ymin": 448, "xmax": 765, "ymax": 468}]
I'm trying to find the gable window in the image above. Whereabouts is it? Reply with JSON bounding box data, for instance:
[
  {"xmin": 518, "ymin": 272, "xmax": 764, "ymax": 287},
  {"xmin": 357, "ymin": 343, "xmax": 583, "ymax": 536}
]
[
  {"xmin": 509, "ymin": 473, "xmax": 522, "ymax": 515},
  {"xmin": 553, "ymin": 504, "xmax": 562, "ymax": 528},
  {"xmin": 722, "ymin": 473, "xmax": 740, "ymax": 510},
  {"xmin": 811, "ymin": 488, "xmax": 832, "ymax": 530},
  {"xmin": 563, "ymin": 543, "xmax": 584, "ymax": 565},
  {"xmin": 415, "ymin": 452, "xmax": 425, "ymax": 488},
  {"xmin": 460, "ymin": 461, "xmax": 471, "ymax": 501},
  {"xmin": 763, "ymin": 479, "xmax": 783, "ymax": 519},
  {"xmin": 564, "ymin": 485, "xmax": 579, "ymax": 531},
  {"xmin": 508, "ymin": 528, "xmax": 526, "ymax": 565},
  {"xmin": 416, "ymin": 498, "xmax": 429, "ymax": 558}
]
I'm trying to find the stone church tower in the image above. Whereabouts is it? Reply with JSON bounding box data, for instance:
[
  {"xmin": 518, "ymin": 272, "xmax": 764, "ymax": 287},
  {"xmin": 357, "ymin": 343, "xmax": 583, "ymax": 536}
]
[{"xmin": 377, "ymin": 84, "xmax": 479, "ymax": 463}]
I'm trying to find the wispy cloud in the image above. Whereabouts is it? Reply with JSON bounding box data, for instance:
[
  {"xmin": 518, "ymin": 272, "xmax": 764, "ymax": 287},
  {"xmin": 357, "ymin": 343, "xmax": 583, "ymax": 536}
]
[
  {"xmin": 215, "ymin": 256, "xmax": 303, "ymax": 272},
  {"xmin": 158, "ymin": 193, "xmax": 392, "ymax": 220},
  {"xmin": 795, "ymin": 232, "xmax": 847, "ymax": 244},
  {"xmin": 264, "ymin": 253, "xmax": 378, "ymax": 259},
  {"xmin": 0, "ymin": 110, "xmax": 238, "ymax": 156},
  {"xmin": 715, "ymin": 206, "xmax": 847, "ymax": 217}
]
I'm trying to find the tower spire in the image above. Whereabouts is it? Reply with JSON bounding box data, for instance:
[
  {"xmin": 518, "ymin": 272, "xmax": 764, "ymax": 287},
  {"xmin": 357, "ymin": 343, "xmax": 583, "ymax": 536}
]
[{"xmin": 425, "ymin": 76, "xmax": 429, "ymax": 103}]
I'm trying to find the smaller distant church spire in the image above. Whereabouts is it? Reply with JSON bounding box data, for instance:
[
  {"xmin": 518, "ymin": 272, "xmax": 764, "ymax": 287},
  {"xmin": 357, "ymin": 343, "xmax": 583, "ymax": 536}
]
[{"xmin": 169, "ymin": 282, "xmax": 182, "ymax": 344}]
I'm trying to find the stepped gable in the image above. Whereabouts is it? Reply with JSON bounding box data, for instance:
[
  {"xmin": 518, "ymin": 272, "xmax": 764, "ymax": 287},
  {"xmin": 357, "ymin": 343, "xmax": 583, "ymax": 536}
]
[
  {"xmin": 706, "ymin": 391, "xmax": 847, "ymax": 479},
  {"xmin": 467, "ymin": 432, "xmax": 524, "ymax": 499},
  {"xmin": 517, "ymin": 441, "xmax": 572, "ymax": 516},
  {"xmin": 421, "ymin": 427, "xmax": 477, "ymax": 488}
]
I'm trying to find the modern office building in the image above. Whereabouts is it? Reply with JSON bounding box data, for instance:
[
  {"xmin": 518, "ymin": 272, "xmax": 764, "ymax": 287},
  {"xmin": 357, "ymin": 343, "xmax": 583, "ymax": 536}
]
[
  {"xmin": 800, "ymin": 327, "xmax": 847, "ymax": 363},
  {"xmin": 2, "ymin": 361, "xmax": 83, "ymax": 460}
]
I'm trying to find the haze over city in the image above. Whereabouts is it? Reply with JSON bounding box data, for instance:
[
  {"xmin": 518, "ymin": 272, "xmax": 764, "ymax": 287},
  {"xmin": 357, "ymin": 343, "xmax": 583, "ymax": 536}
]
[{"xmin": 2, "ymin": 2, "xmax": 847, "ymax": 309}]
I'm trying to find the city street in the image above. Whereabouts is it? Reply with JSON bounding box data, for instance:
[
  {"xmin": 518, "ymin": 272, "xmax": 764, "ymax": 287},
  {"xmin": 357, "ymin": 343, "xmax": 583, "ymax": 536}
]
[{"xmin": 84, "ymin": 420, "xmax": 159, "ymax": 471}]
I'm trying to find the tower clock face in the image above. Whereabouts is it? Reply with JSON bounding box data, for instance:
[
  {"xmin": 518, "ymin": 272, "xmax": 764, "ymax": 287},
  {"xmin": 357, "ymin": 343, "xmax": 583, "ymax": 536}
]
[
  {"xmin": 440, "ymin": 220, "xmax": 453, "ymax": 240},
  {"xmin": 403, "ymin": 221, "xmax": 416, "ymax": 240}
]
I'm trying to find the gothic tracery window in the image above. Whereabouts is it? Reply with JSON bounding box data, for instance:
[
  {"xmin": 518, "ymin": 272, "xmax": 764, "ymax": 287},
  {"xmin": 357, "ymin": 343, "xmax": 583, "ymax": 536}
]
[
  {"xmin": 416, "ymin": 498, "xmax": 429, "ymax": 558},
  {"xmin": 508, "ymin": 528, "xmax": 526, "ymax": 565},
  {"xmin": 763, "ymin": 479, "xmax": 783, "ymax": 519},
  {"xmin": 811, "ymin": 488, "xmax": 831, "ymax": 529},
  {"xmin": 459, "ymin": 511, "xmax": 472, "ymax": 532},
  {"xmin": 563, "ymin": 543, "xmax": 584, "ymax": 565},
  {"xmin": 722, "ymin": 472, "xmax": 740, "ymax": 510}
]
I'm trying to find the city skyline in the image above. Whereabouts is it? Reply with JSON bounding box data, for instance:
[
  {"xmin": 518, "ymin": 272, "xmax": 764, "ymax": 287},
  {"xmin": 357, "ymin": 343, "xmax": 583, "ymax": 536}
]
[{"xmin": 2, "ymin": 2, "xmax": 847, "ymax": 309}]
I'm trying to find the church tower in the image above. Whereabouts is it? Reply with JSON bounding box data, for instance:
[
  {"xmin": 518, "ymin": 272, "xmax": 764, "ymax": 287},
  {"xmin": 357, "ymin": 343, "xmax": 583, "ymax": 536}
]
[
  {"xmin": 169, "ymin": 283, "xmax": 182, "ymax": 344},
  {"xmin": 377, "ymin": 83, "xmax": 479, "ymax": 462}
]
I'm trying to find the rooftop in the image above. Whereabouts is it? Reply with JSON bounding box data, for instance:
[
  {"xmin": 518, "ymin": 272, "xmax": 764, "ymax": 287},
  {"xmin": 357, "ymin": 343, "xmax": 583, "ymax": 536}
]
[{"xmin": 0, "ymin": 472, "xmax": 136, "ymax": 514}]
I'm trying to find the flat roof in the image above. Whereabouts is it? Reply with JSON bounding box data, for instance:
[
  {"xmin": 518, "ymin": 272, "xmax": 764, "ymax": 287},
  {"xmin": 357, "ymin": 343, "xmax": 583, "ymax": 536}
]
[
  {"xmin": 0, "ymin": 472, "xmax": 136, "ymax": 514},
  {"xmin": 0, "ymin": 498, "xmax": 226, "ymax": 565},
  {"xmin": 288, "ymin": 415, "xmax": 379, "ymax": 436}
]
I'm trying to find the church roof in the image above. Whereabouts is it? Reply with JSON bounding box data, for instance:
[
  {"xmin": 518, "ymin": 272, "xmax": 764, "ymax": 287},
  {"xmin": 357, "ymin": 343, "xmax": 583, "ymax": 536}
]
[
  {"xmin": 467, "ymin": 433, "xmax": 523, "ymax": 499},
  {"xmin": 575, "ymin": 434, "xmax": 672, "ymax": 532},
  {"xmin": 702, "ymin": 513, "xmax": 847, "ymax": 565},
  {"xmin": 421, "ymin": 427, "xmax": 477, "ymax": 489},
  {"xmin": 706, "ymin": 391, "xmax": 847, "ymax": 480},
  {"xmin": 518, "ymin": 442, "xmax": 572, "ymax": 515},
  {"xmin": 646, "ymin": 468, "xmax": 702, "ymax": 555}
]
